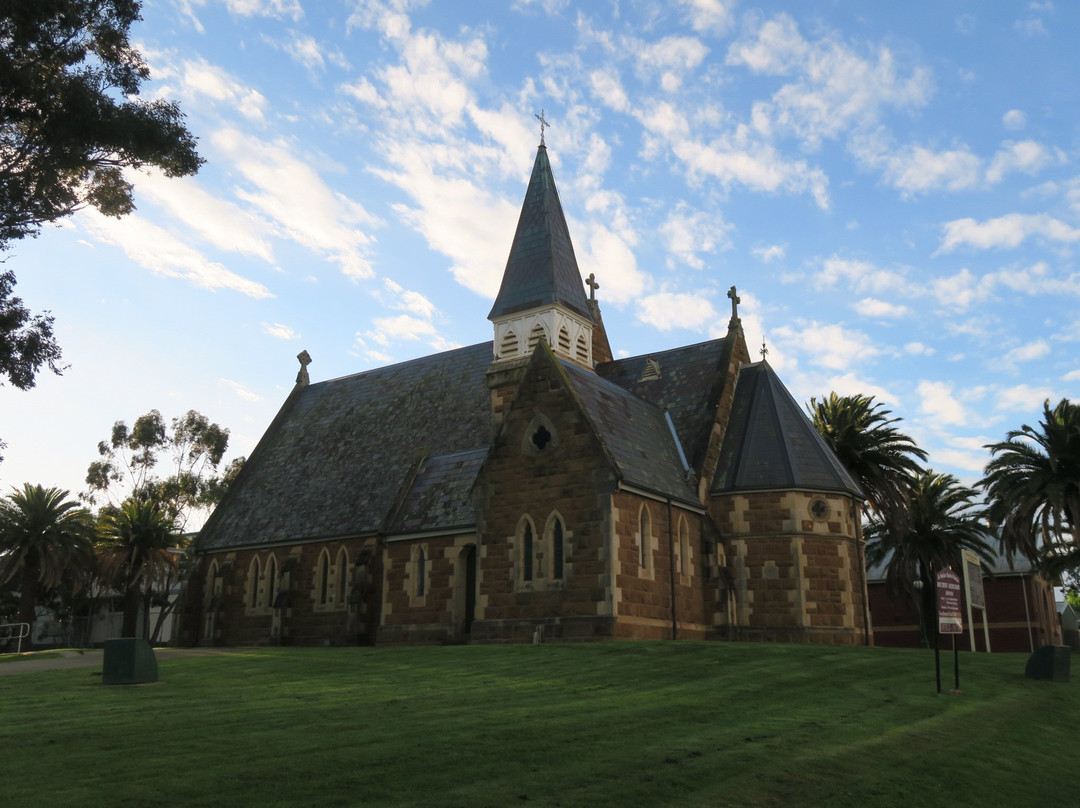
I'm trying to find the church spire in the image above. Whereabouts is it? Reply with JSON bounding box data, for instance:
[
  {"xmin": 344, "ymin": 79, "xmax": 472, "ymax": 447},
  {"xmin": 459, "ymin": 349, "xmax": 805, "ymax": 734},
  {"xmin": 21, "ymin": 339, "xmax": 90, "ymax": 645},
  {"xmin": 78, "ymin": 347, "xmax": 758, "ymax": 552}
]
[{"xmin": 488, "ymin": 143, "xmax": 591, "ymax": 322}]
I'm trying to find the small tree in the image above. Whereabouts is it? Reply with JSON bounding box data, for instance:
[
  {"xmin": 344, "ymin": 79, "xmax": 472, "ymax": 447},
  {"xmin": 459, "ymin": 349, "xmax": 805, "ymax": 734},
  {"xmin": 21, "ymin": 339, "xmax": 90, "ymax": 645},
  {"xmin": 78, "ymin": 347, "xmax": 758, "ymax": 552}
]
[
  {"xmin": 0, "ymin": 484, "xmax": 96, "ymax": 627},
  {"xmin": 981, "ymin": 398, "xmax": 1080, "ymax": 576},
  {"xmin": 97, "ymin": 497, "xmax": 179, "ymax": 639}
]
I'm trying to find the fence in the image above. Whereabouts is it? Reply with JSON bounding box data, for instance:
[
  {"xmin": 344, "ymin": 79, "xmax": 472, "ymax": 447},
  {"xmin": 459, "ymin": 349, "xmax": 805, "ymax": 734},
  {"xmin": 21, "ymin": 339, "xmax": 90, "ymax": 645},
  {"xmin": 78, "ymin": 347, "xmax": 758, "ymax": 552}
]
[{"xmin": 0, "ymin": 623, "xmax": 31, "ymax": 654}]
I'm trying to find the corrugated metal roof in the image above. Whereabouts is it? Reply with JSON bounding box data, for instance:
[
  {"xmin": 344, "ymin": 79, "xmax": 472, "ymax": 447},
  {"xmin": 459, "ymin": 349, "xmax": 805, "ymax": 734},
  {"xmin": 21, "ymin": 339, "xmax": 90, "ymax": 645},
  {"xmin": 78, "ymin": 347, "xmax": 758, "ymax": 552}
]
[{"xmin": 488, "ymin": 146, "xmax": 592, "ymax": 321}]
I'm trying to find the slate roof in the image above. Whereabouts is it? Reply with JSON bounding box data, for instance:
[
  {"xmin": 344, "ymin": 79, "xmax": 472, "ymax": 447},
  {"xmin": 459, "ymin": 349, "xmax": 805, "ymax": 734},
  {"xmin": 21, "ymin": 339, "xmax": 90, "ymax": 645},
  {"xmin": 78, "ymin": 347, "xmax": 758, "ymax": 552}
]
[
  {"xmin": 488, "ymin": 145, "xmax": 592, "ymax": 321},
  {"xmin": 711, "ymin": 362, "xmax": 863, "ymax": 497},
  {"xmin": 560, "ymin": 359, "xmax": 699, "ymax": 505},
  {"xmin": 386, "ymin": 448, "xmax": 488, "ymax": 536},
  {"xmin": 197, "ymin": 343, "xmax": 492, "ymax": 551},
  {"xmin": 597, "ymin": 339, "xmax": 730, "ymax": 473}
]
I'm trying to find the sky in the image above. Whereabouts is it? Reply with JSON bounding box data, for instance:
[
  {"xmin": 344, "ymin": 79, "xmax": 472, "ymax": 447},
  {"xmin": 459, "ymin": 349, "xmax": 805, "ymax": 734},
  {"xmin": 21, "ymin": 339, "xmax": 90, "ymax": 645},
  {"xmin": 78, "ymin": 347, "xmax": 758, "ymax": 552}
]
[{"xmin": 2, "ymin": 0, "xmax": 1079, "ymax": 517}]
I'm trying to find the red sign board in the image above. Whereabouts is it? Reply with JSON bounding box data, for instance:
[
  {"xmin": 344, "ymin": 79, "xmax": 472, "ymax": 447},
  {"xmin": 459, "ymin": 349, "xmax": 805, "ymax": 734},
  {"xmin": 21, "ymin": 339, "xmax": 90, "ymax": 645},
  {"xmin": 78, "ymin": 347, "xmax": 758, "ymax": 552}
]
[{"xmin": 937, "ymin": 568, "xmax": 963, "ymax": 634}]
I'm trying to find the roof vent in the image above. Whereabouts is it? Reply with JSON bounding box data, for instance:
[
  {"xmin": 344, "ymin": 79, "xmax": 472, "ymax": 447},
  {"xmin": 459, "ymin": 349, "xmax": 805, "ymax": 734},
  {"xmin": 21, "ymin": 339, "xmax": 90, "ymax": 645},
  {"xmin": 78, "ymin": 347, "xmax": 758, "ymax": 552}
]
[{"xmin": 639, "ymin": 358, "xmax": 661, "ymax": 382}]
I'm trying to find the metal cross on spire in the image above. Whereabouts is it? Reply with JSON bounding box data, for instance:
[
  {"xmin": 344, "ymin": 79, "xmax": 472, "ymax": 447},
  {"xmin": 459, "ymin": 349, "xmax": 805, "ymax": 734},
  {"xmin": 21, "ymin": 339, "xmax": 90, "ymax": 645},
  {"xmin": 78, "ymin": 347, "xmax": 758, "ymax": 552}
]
[
  {"xmin": 535, "ymin": 108, "xmax": 549, "ymax": 146},
  {"xmin": 760, "ymin": 338, "xmax": 768, "ymax": 362},
  {"xmin": 586, "ymin": 272, "xmax": 599, "ymax": 300}
]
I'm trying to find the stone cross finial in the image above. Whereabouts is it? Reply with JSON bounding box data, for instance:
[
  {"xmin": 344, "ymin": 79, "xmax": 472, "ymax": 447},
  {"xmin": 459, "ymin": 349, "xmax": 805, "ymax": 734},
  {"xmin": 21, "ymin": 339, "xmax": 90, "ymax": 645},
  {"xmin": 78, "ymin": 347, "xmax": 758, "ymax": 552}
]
[
  {"xmin": 760, "ymin": 338, "xmax": 768, "ymax": 362},
  {"xmin": 586, "ymin": 272, "xmax": 599, "ymax": 300},
  {"xmin": 296, "ymin": 349, "xmax": 312, "ymax": 386},
  {"xmin": 535, "ymin": 108, "xmax": 549, "ymax": 146},
  {"xmin": 727, "ymin": 285, "xmax": 741, "ymax": 320}
]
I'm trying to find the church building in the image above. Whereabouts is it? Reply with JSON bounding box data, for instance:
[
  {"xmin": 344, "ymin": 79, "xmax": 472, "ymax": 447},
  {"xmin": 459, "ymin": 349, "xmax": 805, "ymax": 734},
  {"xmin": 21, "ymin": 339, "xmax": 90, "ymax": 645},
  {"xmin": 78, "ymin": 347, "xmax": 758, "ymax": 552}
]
[{"xmin": 182, "ymin": 139, "xmax": 872, "ymax": 647}]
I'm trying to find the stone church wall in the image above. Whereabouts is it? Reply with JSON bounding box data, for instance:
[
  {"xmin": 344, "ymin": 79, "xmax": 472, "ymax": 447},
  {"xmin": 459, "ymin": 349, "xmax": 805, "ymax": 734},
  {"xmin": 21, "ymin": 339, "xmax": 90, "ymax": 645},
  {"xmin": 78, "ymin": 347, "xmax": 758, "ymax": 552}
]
[
  {"xmin": 188, "ymin": 537, "xmax": 380, "ymax": 647},
  {"xmin": 712, "ymin": 490, "xmax": 870, "ymax": 645},
  {"xmin": 472, "ymin": 352, "xmax": 618, "ymax": 642},
  {"xmin": 378, "ymin": 533, "xmax": 478, "ymax": 645},
  {"xmin": 609, "ymin": 492, "xmax": 715, "ymax": 640}
]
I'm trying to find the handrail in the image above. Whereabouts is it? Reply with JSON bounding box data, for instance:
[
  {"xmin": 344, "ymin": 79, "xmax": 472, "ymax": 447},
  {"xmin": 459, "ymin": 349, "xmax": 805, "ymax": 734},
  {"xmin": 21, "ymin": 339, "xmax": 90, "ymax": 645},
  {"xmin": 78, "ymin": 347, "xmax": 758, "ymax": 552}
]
[{"xmin": 0, "ymin": 622, "xmax": 31, "ymax": 654}]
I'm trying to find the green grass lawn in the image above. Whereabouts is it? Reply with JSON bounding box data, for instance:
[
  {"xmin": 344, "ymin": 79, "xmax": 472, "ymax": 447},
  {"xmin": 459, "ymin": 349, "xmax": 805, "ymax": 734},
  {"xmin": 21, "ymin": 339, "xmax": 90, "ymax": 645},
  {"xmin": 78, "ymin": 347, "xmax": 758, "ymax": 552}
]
[{"xmin": 0, "ymin": 642, "xmax": 1073, "ymax": 807}]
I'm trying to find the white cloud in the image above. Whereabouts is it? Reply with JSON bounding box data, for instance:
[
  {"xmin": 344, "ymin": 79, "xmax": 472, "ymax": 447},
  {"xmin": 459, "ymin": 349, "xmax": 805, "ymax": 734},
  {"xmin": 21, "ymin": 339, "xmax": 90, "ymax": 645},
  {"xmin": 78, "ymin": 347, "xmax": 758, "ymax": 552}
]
[
  {"xmin": 938, "ymin": 213, "xmax": 1080, "ymax": 253},
  {"xmin": 164, "ymin": 57, "xmax": 270, "ymax": 124},
  {"xmin": 727, "ymin": 14, "xmax": 932, "ymax": 148},
  {"xmin": 855, "ymin": 297, "xmax": 910, "ymax": 318},
  {"xmin": 131, "ymin": 169, "xmax": 276, "ymax": 264},
  {"xmin": 986, "ymin": 140, "xmax": 1058, "ymax": 184},
  {"xmin": 77, "ymin": 210, "xmax": 273, "ymax": 299},
  {"xmin": 179, "ymin": 0, "xmax": 303, "ymax": 31},
  {"xmin": 573, "ymin": 223, "xmax": 648, "ymax": 305},
  {"xmin": 1003, "ymin": 109, "xmax": 1027, "ymax": 130},
  {"xmin": 815, "ymin": 256, "xmax": 913, "ymax": 296},
  {"xmin": 773, "ymin": 322, "xmax": 879, "ymax": 370},
  {"xmin": 1063, "ymin": 369, "xmax": 1080, "ymax": 382},
  {"xmin": 659, "ymin": 203, "xmax": 733, "ymax": 269},
  {"xmin": 361, "ymin": 314, "xmax": 459, "ymax": 354},
  {"xmin": 816, "ymin": 372, "xmax": 900, "ymax": 406},
  {"xmin": 262, "ymin": 323, "xmax": 300, "ymax": 340},
  {"xmin": 916, "ymin": 380, "xmax": 970, "ymax": 426},
  {"xmin": 1000, "ymin": 339, "xmax": 1050, "ymax": 370},
  {"xmin": 904, "ymin": 342, "xmax": 935, "ymax": 356},
  {"xmin": 635, "ymin": 36, "xmax": 709, "ymax": 92},
  {"xmin": 678, "ymin": 0, "xmax": 735, "ymax": 34},
  {"xmin": 929, "ymin": 268, "xmax": 992, "ymax": 311},
  {"xmin": 996, "ymin": 384, "xmax": 1054, "ymax": 411},
  {"xmin": 222, "ymin": 379, "xmax": 265, "ymax": 402},
  {"xmin": 852, "ymin": 134, "xmax": 981, "ymax": 196},
  {"xmin": 213, "ymin": 128, "xmax": 378, "ymax": 278},
  {"xmin": 589, "ymin": 69, "xmax": 631, "ymax": 113},
  {"xmin": 636, "ymin": 293, "xmax": 717, "ymax": 331},
  {"xmin": 753, "ymin": 244, "xmax": 786, "ymax": 263},
  {"xmin": 673, "ymin": 138, "xmax": 830, "ymax": 208},
  {"xmin": 382, "ymin": 278, "xmax": 437, "ymax": 319}
]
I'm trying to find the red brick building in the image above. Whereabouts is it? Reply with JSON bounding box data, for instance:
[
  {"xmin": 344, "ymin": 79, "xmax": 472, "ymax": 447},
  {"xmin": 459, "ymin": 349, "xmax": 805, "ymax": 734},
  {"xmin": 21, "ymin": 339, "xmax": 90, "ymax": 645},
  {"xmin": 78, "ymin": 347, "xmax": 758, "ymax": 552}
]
[
  {"xmin": 867, "ymin": 553, "xmax": 1061, "ymax": 653},
  {"xmin": 183, "ymin": 143, "xmax": 872, "ymax": 647}
]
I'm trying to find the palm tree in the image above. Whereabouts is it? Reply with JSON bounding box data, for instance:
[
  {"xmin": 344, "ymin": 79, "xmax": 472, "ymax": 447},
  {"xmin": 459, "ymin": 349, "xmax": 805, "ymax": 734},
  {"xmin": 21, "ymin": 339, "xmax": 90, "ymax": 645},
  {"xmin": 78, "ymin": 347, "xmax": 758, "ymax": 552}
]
[
  {"xmin": 0, "ymin": 484, "xmax": 97, "ymax": 627},
  {"xmin": 865, "ymin": 471, "xmax": 995, "ymax": 644},
  {"xmin": 981, "ymin": 398, "xmax": 1080, "ymax": 575},
  {"xmin": 98, "ymin": 498, "xmax": 180, "ymax": 638},
  {"xmin": 809, "ymin": 392, "xmax": 928, "ymax": 522}
]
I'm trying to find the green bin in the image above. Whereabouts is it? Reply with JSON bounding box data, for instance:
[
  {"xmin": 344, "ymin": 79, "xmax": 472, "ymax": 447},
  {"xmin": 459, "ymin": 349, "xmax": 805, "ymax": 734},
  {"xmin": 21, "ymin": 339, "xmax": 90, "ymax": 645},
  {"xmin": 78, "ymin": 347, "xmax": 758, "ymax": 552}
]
[{"xmin": 102, "ymin": 638, "xmax": 159, "ymax": 685}]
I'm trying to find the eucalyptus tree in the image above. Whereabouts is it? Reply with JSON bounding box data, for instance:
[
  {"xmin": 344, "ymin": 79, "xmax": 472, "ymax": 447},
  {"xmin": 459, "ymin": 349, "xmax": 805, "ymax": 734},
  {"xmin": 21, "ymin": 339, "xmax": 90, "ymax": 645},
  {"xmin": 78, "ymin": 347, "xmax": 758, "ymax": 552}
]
[
  {"xmin": 981, "ymin": 398, "xmax": 1080, "ymax": 576},
  {"xmin": 84, "ymin": 409, "xmax": 236, "ymax": 531},
  {"xmin": 0, "ymin": 484, "xmax": 96, "ymax": 626}
]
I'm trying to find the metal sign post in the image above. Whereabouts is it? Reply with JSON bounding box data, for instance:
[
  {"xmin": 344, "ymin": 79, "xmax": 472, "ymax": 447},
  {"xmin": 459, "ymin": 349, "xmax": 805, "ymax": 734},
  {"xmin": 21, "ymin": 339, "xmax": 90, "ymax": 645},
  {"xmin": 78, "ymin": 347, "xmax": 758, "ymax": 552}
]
[{"xmin": 936, "ymin": 568, "xmax": 963, "ymax": 694}]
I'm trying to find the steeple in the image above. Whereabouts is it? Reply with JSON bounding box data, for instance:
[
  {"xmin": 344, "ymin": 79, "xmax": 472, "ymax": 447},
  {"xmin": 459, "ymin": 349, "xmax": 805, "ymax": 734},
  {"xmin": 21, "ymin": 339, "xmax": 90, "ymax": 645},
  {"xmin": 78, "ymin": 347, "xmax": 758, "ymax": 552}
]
[
  {"xmin": 488, "ymin": 144, "xmax": 591, "ymax": 322},
  {"xmin": 488, "ymin": 142, "xmax": 598, "ymax": 373}
]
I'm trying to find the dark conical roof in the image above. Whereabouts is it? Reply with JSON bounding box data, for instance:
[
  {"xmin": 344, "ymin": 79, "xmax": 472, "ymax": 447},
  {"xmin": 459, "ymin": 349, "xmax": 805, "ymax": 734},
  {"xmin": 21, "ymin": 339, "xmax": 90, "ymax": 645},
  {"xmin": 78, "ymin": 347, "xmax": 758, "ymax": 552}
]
[
  {"xmin": 488, "ymin": 145, "xmax": 591, "ymax": 321},
  {"xmin": 711, "ymin": 362, "xmax": 863, "ymax": 497}
]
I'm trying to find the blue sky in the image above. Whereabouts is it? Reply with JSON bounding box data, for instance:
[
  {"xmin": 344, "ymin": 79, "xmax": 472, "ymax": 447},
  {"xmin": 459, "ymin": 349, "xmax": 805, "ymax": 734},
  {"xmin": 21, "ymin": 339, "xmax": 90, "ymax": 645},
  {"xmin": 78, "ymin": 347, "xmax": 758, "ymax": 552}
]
[{"xmin": 2, "ymin": 0, "xmax": 1079, "ymax": 515}]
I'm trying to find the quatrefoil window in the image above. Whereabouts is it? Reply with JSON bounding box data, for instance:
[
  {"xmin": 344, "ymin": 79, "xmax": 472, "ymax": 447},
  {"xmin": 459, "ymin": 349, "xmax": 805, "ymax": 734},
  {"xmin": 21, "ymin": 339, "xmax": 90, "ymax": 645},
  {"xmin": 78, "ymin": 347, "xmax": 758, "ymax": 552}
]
[
  {"xmin": 522, "ymin": 414, "xmax": 558, "ymax": 456},
  {"xmin": 532, "ymin": 425, "xmax": 552, "ymax": 450}
]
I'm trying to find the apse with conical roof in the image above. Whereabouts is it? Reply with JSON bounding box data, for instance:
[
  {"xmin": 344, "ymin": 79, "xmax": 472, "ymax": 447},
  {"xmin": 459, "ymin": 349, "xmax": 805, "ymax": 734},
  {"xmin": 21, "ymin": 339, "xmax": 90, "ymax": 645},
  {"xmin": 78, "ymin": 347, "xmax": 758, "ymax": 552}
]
[{"xmin": 488, "ymin": 144, "xmax": 597, "ymax": 370}]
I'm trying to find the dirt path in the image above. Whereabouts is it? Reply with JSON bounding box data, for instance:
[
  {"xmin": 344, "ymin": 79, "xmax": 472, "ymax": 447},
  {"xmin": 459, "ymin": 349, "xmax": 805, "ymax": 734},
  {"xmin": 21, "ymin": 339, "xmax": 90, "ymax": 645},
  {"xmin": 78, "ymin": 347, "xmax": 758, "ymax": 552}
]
[{"xmin": 0, "ymin": 647, "xmax": 248, "ymax": 676}]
